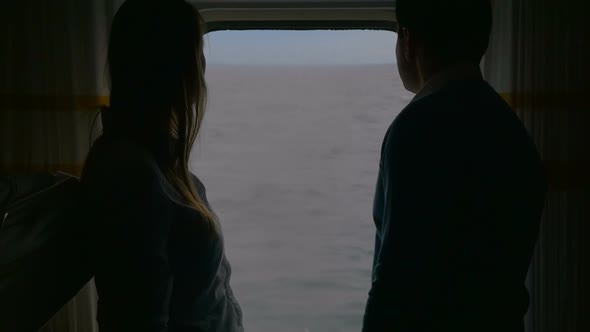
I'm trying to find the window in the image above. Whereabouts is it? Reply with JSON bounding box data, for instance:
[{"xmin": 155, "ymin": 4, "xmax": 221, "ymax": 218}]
[{"xmin": 191, "ymin": 30, "xmax": 414, "ymax": 332}]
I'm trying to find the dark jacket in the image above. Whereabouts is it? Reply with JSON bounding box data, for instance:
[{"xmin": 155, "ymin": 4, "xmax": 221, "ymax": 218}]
[
  {"xmin": 81, "ymin": 134, "xmax": 243, "ymax": 332},
  {"xmin": 363, "ymin": 79, "xmax": 546, "ymax": 332}
]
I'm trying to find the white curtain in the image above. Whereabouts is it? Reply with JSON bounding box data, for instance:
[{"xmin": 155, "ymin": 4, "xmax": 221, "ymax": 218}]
[
  {"xmin": 485, "ymin": 1, "xmax": 590, "ymax": 332},
  {"xmin": 1, "ymin": 0, "xmax": 123, "ymax": 331}
]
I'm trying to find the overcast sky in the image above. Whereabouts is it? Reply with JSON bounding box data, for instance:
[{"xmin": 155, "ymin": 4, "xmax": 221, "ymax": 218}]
[{"xmin": 204, "ymin": 30, "xmax": 397, "ymax": 65}]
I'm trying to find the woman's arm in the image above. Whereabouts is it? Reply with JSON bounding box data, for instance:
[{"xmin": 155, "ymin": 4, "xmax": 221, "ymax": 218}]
[{"xmin": 167, "ymin": 177, "xmax": 225, "ymax": 331}]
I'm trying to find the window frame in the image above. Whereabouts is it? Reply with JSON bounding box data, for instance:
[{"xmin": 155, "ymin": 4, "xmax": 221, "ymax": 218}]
[{"xmin": 199, "ymin": 8, "xmax": 397, "ymax": 32}]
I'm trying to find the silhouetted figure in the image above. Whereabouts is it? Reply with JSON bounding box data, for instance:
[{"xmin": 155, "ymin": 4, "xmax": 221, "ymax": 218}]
[
  {"xmin": 81, "ymin": 1, "xmax": 243, "ymax": 331},
  {"xmin": 362, "ymin": 1, "xmax": 546, "ymax": 331}
]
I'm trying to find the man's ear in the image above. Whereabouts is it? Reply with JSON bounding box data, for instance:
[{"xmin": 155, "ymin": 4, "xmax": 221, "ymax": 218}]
[{"xmin": 401, "ymin": 27, "xmax": 414, "ymax": 63}]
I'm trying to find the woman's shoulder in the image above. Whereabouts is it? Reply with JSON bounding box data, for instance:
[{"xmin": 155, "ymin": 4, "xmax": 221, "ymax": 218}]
[
  {"xmin": 87, "ymin": 135, "xmax": 158, "ymax": 168},
  {"xmin": 82, "ymin": 135, "xmax": 164, "ymax": 192},
  {"xmin": 190, "ymin": 174, "xmax": 208, "ymax": 199}
]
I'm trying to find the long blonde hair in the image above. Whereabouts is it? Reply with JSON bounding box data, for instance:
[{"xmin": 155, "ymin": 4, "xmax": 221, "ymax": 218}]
[{"xmin": 106, "ymin": 0, "xmax": 215, "ymax": 226}]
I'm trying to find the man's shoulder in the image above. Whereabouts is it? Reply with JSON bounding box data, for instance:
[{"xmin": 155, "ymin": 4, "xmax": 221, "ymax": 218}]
[
  {"xmin": 414, "ymin": 79, "xmax": 506, "ymax": 109},
  {"xmin": 383, "ymin": 96, "xmax": 440, "ymax": 146},
  {"xmin": 388, "ymin": 81, "xmax": 509, "ymax": 133},
  {"xmin": 379, "ymin": 102, "xmax": 429, "ymax": 164}
]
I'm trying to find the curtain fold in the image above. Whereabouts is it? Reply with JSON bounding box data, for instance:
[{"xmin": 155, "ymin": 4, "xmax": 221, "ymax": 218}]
[{"xmin": 486, "ymin": 1, "xmax": 589, "ymax": 332}]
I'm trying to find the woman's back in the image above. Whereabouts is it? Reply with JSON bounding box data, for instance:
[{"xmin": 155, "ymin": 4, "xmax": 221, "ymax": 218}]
[{"xmin": 82, "ymin": 135, "xmax": 243, "ymax": 332}]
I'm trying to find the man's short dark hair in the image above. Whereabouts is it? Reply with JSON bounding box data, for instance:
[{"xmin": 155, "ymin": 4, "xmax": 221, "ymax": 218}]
[{"xmin": 396, "ymin": 0, "xmax": 492, "ymax": 64}]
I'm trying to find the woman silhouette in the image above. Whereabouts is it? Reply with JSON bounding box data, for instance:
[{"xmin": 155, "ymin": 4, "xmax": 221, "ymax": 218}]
[{"xmin": 81, "ymin": 1, "xmax": 244, "ymax": 331}]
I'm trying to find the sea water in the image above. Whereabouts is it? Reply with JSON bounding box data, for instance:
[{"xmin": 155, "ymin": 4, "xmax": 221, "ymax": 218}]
[{"xmin": 191, "ymin": 65, "xmax": 414, "ymax": 332}]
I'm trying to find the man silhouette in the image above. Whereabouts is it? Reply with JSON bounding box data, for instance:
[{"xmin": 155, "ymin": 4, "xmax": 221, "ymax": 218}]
[{"xmin": 362, "ymin": 1, "xmax": 546, "ymax": 331}]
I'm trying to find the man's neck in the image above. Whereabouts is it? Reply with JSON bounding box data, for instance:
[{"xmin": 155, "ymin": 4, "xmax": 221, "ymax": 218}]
[{"xmin": 412, "ymin": 63, "xmax": 484, "ymax": 102}]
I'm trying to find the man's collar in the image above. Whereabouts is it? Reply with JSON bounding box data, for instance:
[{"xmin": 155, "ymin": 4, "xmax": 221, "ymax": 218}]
[{"xmin": 411, "ymin": 63, "xmax": 484, "ymax": 102}]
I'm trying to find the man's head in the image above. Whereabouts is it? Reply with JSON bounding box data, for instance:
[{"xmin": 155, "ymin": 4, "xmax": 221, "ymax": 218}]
[{"xmin": 395, "ymin": 0, "xmax": 492, "ymax": 92}]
